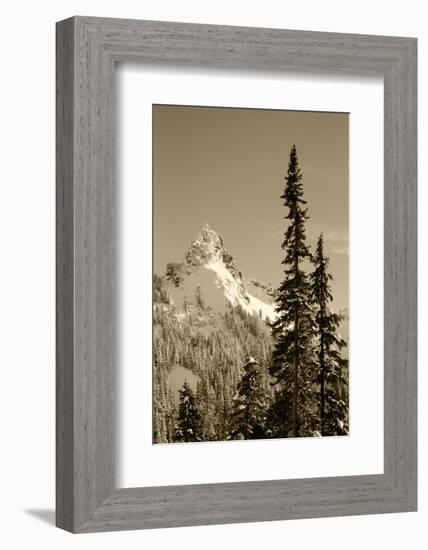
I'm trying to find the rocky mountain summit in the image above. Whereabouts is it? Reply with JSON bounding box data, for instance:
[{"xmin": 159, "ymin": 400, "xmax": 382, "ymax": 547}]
[{"xmin": 161, "ymin": 223, "xmax": 276, "ymax": 321}]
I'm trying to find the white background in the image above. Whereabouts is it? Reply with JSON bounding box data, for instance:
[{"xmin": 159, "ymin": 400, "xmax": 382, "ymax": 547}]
[
  {"xmin": 0, "ymin": 1, "xmax": 425, "ymax": 549},
  {"xmin": 118, "ymin": 67, "xmax": 383, "ymax": 487}
]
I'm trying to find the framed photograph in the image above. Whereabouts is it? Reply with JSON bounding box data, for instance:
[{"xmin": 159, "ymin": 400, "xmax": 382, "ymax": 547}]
[{"xmin": 56, "ymin": 17, "xmax": 417, "ymax": 532}]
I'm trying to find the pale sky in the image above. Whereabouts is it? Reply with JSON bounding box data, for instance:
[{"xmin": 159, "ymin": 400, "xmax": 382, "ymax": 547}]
[{"xmin": 153, "ymin": 105, "xmax": 348, "ymax": 312}]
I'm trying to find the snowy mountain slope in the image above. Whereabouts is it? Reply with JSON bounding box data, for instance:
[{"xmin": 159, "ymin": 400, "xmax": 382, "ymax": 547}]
[{"xmin": 162, "ymin": 222, "xmax": 276, "ymax": 321}]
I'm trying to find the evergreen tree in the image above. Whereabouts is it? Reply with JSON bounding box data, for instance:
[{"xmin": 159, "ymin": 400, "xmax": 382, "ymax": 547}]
[
  {"xmin": 270, "ymin": 145, "xmax": 316, "ymax": 438},
  {"xmin": 196, "ymin": 371, "xmax": 218, "ymax": 441},
  {"xmin": 153, "ymin": 358, "xmax": 176, "ymax": 443},
  {"xmin": 229, "ymin": 356, "xmax": 268, "ymax": 440},
  {"xmin": 173, "ymin": 381, "xmax": 201, "ymax": 442},
  {"xmin": 265, "ymin": 388, "xmax": 289, "ymax": 438},
  {"xmin": 310, "ymin": 234, "xmax": 348, "ymax": 436},
  {"xmin": 195, "ymin": 285, "xmax": 205, "ymax": 310}
]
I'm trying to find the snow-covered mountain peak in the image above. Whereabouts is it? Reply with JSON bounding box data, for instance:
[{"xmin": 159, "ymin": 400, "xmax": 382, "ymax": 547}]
[
  {"xmin": 184, "ymin": 223, "xmax": 241, "ymax": 279},
  {"xmin": 165, "ymin": 223, "xmax": 276, "ymax": 322},
  {"xmin": 184, "ymin": 223, "xmax": 223, "ymax": 264}
]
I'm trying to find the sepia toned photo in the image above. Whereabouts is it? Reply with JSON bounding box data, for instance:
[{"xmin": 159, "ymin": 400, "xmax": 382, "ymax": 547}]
[{"xmin": 153, "ymin": 105, "xmax": 349, "ymax": 444}]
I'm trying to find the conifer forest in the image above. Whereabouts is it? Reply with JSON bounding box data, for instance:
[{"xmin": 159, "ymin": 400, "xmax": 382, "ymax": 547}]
[{"xmin": 153, "ymin": 145, "xmax": 349, "ymax": 444}]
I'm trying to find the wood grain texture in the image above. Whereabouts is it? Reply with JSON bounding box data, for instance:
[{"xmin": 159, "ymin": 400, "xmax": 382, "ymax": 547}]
[
  {"xmin": 56, "ymin": 18, "xmax": 75, "ymax": 532},
  {"xmin": 56, "ymin": 16, "xmax": 417, "ymax": 533}
]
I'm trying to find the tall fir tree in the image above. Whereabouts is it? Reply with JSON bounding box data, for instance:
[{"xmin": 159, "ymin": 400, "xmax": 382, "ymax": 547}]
[
  {"xmin": 173, "ymin": 381, "xmax": 201, "ymax": 442},
  {"xmin": 310, "ymin": 234, "xmax": 348, "ymax": 436},
  {"xmin": 270, "ymin": 145, "xmax": 316, "ymax": 438},
  {"xmin": 229, "ymin": 356, "xmax": 268, "ymax": 440}
]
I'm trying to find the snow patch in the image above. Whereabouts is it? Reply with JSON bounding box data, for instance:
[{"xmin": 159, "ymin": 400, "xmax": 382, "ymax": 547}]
[
  {"xmin": 205, "ymin": 260, "xmax": 276, "ymax": 321},
  {"xmin": 246, "ymin": 293, "xmax": 276, "ymax": 322}
]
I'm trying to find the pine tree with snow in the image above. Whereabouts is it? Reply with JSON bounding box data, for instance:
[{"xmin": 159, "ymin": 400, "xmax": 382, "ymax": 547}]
[
  {"xmin": 270, "ymin": 145, "xmax": 316, "ymax": 438},
  {"xmin": 229, "ymin": 356, "xmax": 268, "ymax": 440},
  {"xmin": 174, "ymin": 381, "xmax": 201, "ymax": 442},
  {"xmin": 310, "ymin": 233, "xmax": 348, "ymax": 436},
  {"xmin": 196, "ymin": 371, "xmax": 218, "ymax": 441},
  {"xmin": 153, "ymin": 357, "xmax": 176, "ymax": 443}
]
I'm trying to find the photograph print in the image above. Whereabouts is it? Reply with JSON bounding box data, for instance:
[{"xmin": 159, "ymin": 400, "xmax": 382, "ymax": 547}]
[{"xmin": 153, "ymin": 105, "xmax": 349, "ymax": 444}]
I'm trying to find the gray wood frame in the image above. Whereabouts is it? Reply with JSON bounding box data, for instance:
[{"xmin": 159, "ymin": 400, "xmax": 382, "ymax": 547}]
[{"xmin": 56, "ymin": 16, "xmax": 417, "ymax": 533}]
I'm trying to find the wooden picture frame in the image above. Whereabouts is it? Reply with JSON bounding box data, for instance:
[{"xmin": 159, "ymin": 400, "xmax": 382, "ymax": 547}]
[{"xmin": 56, "ymin": 16, "xmax": 417, "ymax": 533}]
